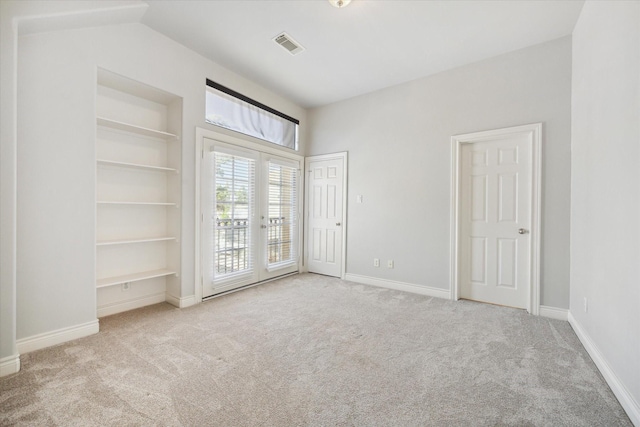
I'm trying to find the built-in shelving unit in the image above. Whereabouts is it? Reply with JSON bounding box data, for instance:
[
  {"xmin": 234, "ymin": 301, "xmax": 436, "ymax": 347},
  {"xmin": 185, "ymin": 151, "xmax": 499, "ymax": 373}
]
[{"xmin": 96, "ymin": 69, "xmax": 182, "ymax": 317}]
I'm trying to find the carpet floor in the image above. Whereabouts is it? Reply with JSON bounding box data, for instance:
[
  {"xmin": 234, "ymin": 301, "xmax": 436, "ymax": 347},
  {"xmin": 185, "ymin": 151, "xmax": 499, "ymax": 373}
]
[{"xmin": 0, "ymin": 273, "xmax": 632, "ymax": 426}]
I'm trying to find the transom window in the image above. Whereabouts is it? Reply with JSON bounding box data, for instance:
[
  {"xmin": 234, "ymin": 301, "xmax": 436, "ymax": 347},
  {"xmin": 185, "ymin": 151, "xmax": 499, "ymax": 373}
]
[{"xmin": 206, "ymin": 79, "xmax": 299, "ymax": 151}]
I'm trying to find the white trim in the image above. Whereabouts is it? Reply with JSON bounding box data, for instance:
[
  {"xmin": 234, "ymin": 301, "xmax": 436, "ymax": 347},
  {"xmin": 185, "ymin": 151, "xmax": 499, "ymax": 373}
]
[
  {"xmin": 345, "ymin": 273, "xmax": 450, "ymax": 300},
  {"xmin": 569, "ymin": 313, "xmax": 640, "ymax": 426},
  {"xmin": 450, "ymin": 123, "xmax": 542, "ymax": 315},
  {"xmin": 194, "ymin": 127, "xmax": 304, "ymax": 304},
  {"xmin": 195, "ymin": 128, "xmax": 203, "ymax": 304},
  {"xmin": 16, "ymin": 320, "xmax": 99, "ymax": 354},
  {"xmin": 198, "ymin": 127, "xmax": 302, "ymax": 161},
  {"xmin": 165, "ymin": 293, "xmax": 196, "ymax": 309},
  {"xmin": 97, "ymin": 292, "xmax": 165, "ymax": 318},
  {"xmin": 17, "ymin": 3, "xmax": 149, "ymax": 36},
  {"xmin": 203, "ymin": 272, "xmax": 299, "ymax": 301},
  {"xmin": 304, "ymin": 152, "xmax": 348, "ymax": 280},
  {"xmin": 0, "ymin": 354, "xmax": 20, "ymax": 377},
  {"xmin": 539, "ymin": 305, "xmax": 568, "ymax": 321}
]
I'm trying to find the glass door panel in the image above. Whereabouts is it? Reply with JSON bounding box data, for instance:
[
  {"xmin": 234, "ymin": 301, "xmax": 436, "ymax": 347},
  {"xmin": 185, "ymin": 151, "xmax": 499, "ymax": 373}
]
[
  {"xmin": 213, "ymin": 151, "xmax": 255, "ymax": 280},
  {"xmin": 201, "ymin": 140, "xmax": 300, "ymax": 298},
  {"xmin": 266, "ymin": 159, "xmax": 298, "ymax": 271}
]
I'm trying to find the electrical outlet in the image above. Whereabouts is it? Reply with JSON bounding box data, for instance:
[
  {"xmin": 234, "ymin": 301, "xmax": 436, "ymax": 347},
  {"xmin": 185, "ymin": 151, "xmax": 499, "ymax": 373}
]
[
  {"xmin": 373, "ymin": 258, "xmax": 380, "ymax": 267},
  {"xmin": 584, "ymin": 297, "xmax": 588, "ymax": 313},
  {"xmin": 387, "ymin": 260, "xmax": 394, "ymax": 269},
  {"xmin": 356, "ymin": 195, "xmax": 363, "ymax": 203},
  {"xmin": 122, "ymin": 282, "xmax": 130, "ymax": 291}
]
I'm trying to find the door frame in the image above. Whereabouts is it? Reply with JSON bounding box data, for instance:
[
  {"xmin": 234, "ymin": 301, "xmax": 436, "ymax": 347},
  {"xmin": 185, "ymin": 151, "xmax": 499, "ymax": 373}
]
[
  {"xmin": 304, "ymin": 152, "xmax": 348, "ymax": 279},
  {"xmin": 195, "ymin": 127, "xmax": 304, "ymax": 303},
  {"xmin": 450, "ymin": 123, "xmax": 542, "ymax": 315}
]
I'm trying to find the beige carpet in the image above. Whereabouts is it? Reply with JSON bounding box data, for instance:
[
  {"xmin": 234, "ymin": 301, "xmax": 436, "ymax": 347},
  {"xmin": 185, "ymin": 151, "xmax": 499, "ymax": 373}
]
[{"xmin": 0, "ymin": 273, "xmax": 632, "ymax": 426}]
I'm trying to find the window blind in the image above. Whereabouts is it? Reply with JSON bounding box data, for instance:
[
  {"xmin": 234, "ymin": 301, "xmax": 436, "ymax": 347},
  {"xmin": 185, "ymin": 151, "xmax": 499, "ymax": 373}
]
[
  {"xmin": 206, "ymin": 80, "xmax": 299, "ymax": 150},
  {"xmin": 212, "ymin": 150, "xmax": 256, "ymax": 281},
  {"xmin": 266, "ymin": 160, "xmax": 298, "ymax": 271}
]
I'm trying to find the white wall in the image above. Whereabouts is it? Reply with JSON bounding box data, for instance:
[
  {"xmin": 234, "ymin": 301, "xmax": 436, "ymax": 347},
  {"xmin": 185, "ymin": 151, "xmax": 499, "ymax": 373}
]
[
  {"xmin": 13, "ymin": 7, "xmax": 306, "ymax": 341},
  {"xmin": 570, "ymin": 1, "xmax": 640, "ymax": 423},
  {"xmin": 308, "ymin": 37, "xmax": 572, "ymax": 309},
  {"xmin": 0, "ymin": 0, "xmax": 19, "ymax": 369}
]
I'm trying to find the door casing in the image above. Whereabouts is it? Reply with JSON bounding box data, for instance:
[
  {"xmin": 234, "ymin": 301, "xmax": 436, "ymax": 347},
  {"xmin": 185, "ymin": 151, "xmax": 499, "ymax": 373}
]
[
  {"xmin": 195, "ymin": 127, "xmax": 304, "ymax": 303},
  {"xmin": 450, "ymin": 123, "xmax": 542, "ymax": 315},
  {"xmin": 304, "ymin": 152, "xmax": 348, "ymax": 279}
]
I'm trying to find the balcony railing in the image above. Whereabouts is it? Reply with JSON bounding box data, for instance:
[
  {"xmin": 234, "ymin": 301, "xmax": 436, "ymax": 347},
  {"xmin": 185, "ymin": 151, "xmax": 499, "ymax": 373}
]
[{"xmin": 214, "ymin": 217, "xmax": 293, "ymax": 275}]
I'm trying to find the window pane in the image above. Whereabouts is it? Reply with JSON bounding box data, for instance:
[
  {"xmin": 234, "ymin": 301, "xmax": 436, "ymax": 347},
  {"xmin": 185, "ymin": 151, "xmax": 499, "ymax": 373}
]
[
  {"xmin": 213, "ymin": 152, "xmax": 255, "ymax": 278},
  {"xmin": 267, "ymin": 162, "xmax": 297, "ymax": 268},
  {"xmin": 206, "ymin": 86, "xmax": 298, "ymax": 150}
]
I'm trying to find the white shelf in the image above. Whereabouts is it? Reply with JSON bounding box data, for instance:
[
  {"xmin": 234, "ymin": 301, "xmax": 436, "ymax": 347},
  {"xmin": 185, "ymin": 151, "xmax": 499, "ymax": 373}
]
[
  {"xmin": 97, "ymin": 117, "xmax": 178, "ymax": 140},
  {"xmin": 96, "ymin": 236, "xmax": 176, "ymax": 246},
  {"xmin": 96, "ymin": 73, "xmax": 182, "ymax": 316},
  {"xmin": 97, "ymin": 159, "xmax": 178, "ymax": 173},
  {"xmin": 96, "ymin": 268, "xmax": 176, "ymax": 288},
  {"xmin": 97, "ymin": 201, "xmax": 177, "ymax": 206}
]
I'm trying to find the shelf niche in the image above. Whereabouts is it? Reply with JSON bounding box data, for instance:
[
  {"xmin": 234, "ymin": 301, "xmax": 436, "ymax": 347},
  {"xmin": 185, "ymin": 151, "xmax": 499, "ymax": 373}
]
[{"xmin": 96, "ymin": 68, "xmax": 182, "ymax": 318}]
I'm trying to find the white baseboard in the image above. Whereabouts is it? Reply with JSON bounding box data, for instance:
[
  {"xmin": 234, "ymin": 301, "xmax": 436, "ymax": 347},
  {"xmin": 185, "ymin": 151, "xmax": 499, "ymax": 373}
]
[
  {"xmin": 97, "ymin": 292, "xmax": 165, "ymax": 318},
  {"xmin": 17, "ymin": 319, "xmax": 99, "ymax": 354},
  {"xmin": 539, "ymin": 305, "xmax": 568, "ymax": 321},
  {"xmin": 344, "ymin": 273, "xmax": 451, "ymax": 300},
  {"xmin": 569, "ymin": 313, "xmax": 640, "ymax": 426},
  {"xmin": 165, "ymin": 293, "xmax": 197, "ymax": 309},
  {"xmin": 0, "ymin": 354, "xmax": 21, "ymax": 377}
]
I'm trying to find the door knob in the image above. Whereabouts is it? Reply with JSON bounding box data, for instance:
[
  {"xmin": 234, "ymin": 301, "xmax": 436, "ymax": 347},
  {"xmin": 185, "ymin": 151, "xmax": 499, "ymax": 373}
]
[
  {"xmin": 261, "ymin": 225, "xmax": 267, "ymax": 229},
  {"xmin": 336, "ymin": 222, "xmax": 341, "ymax": 226},
  {"xmin": 518, "ymin": 228, "xmax": 528, "ymax": 234}
]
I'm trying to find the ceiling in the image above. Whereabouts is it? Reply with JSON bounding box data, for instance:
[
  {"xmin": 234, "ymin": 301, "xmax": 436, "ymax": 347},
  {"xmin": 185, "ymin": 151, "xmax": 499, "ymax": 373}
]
[{"xmin": 142, "ymin": 1, "xmax": 584, "ymax": 109}]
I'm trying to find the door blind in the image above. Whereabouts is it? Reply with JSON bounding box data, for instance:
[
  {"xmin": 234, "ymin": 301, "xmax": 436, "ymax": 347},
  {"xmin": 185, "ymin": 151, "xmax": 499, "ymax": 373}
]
[
  {"xmin": 267, "ymin": 160, "xmax": 298, "ymax": 270},
  {"xmin": 212, "ymin": 151, "xmax": 256, "ymax": 280}
]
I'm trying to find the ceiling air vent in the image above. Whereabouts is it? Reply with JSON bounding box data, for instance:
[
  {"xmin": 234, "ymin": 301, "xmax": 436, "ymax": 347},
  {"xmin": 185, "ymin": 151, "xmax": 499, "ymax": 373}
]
[{"xmin": 273, "ymin": 32, "xmax": 305, "ymax": 56}]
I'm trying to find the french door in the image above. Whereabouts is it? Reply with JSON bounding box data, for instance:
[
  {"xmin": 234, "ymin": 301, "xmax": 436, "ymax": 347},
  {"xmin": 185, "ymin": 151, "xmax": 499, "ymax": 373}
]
[{"xmin": 201, "ymin": 138, "xmax": 300, "ymax": 298}]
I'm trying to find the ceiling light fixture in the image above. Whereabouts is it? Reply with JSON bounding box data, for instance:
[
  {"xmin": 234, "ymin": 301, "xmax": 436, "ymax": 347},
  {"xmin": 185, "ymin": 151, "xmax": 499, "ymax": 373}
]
[{"xmin": 328, "ymin": 0, "xmax": 351, "ymax": 8}]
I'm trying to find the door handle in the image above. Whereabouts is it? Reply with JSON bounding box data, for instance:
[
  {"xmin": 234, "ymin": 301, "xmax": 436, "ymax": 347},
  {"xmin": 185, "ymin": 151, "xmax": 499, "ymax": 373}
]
[
  {"xmin": 336, "ymin": 222, "xmax": 341, "ymax": 226},
  {"xmin": 261, "ymin": 225, "xmax": 267, "ymax": 229},
  {"xmin": 518, "ymin": 228, "xmax": 528, "ymax": 234}
]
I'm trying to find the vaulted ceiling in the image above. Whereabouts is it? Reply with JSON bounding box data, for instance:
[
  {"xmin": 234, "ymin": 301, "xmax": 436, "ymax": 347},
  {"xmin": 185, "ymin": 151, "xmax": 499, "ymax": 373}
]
[{"xmin": 142, "ymin": 1, "xmax": 584, "ymax": 108}]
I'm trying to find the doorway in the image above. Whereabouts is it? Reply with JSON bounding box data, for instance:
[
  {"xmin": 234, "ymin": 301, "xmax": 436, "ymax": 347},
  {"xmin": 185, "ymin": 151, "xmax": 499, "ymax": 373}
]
[
  {"xmin": 197, "ymin": 132, "xmax": 302, "ymax": 299},
  {"xmin": 451, "ymin": 124, "xmax": 541, "ymax": 313}
]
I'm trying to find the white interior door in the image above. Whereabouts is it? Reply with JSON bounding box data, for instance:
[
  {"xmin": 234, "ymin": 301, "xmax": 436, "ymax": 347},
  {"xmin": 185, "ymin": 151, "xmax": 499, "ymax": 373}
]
[
  {"xmin": 201, "ymin": 138, "xmax": 300, "ymax": 298},
  {"xmin": 306, "ymin": 154, "xmax": 346, "ymax": 277},
  {"xmin": 459, "ymin": 134, "xmax": 532, "ymax": 309}
]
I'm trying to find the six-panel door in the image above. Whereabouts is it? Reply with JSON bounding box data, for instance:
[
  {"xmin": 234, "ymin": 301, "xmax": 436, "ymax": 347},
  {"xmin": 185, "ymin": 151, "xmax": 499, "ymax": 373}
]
[
  {"xmin": 306, "ymin": 158, "xmax": 344, "ymax": 277},
  {"xmin": 460, "ymin": 134, "xmax": 531, "ymax": 309}
]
